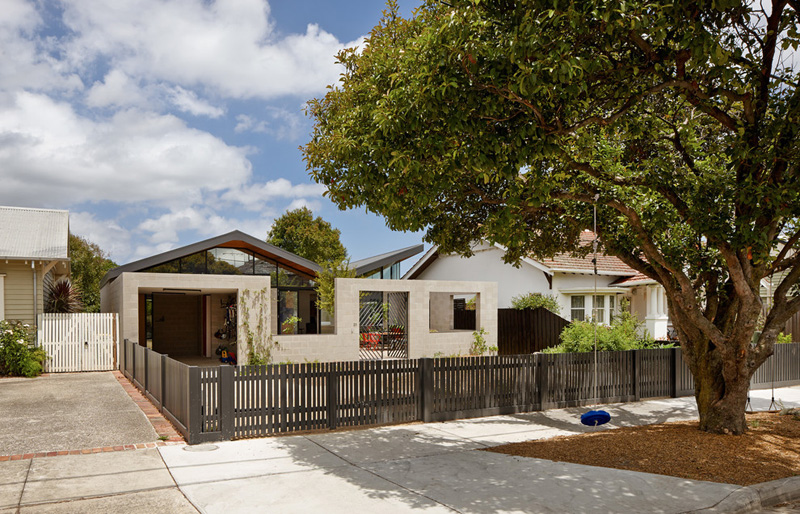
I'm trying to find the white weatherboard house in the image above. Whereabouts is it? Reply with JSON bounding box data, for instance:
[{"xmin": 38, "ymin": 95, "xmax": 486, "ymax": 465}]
[
  {"xmin": 404, "ymin": 231, "xmax": 671, "ymax": 340},
  {"xmin": 0, "ymin": 206, "xmax": 70, "ymax": 326}
]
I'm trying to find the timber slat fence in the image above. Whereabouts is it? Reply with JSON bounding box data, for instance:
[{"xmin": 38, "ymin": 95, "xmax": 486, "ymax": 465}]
[
  {"xmin": 37, "ymin": 313, "xmax": 118, "ymax": 372},
  {"xmin": 497, "ymin": 308, "xmax": 571, "ymax": 354},
  {"xmin": 120, "ymin": 340, "xmax": 800, "ymax": 444}
]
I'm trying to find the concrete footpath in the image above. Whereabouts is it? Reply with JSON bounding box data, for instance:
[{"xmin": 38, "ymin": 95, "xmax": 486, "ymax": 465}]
[{"xmin": 2, "ymin": 387, "xmax": 799, "ymax": 513}]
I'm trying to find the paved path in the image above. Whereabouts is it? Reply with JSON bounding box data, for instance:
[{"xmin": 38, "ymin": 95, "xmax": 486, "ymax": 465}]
[{"xmin": 2, "ymin": 386, "xmax": 799, "ymax": 513}]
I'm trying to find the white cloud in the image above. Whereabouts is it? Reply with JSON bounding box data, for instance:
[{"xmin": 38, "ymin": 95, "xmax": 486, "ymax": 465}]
[
  {"xmin": 286, "ymin": 198, "xmax": 322, "ymax": 212},
  {"xmin": 135, "ymin": 206, "xmax": 268, "ymax": 253},
  {"xmin": 0, "ymin": 91, "xmax": 252, "ymax": 208},
  {"xmin": 167, "ymin": 86, "xmax": 225, "ymax": 118},
  {"xmin": 69, "ymin": 211, "xmax": 132, "ymax": 263},
  {"xmin": 221, "ymin": 178, "xmax": 326, "ymax": 211},
  {"xmin": 60, "ymin": 0, "xmax": 357, "ymax": 101},
  {"xmin": 86, "ymin": 69, "xmax": 148, "ymax": 109}
]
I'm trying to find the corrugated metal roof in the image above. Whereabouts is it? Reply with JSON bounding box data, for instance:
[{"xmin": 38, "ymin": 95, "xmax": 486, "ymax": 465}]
[{"xmin": 0, "ymin": 206, "xmax": 69, "ymax": 260}]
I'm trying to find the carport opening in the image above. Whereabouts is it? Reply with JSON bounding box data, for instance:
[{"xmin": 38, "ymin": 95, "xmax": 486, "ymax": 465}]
[{"xmin": 139, "ymin": 290, "xmax": 238, "ymax": 365}]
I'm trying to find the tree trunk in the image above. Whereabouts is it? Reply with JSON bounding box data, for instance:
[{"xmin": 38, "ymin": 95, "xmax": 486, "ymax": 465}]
[{"xmin": 691, "ymin": 348, "xmax": 751, "ymax": 435}]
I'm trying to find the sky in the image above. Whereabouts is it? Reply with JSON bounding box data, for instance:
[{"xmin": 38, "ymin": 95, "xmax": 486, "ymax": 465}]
[{"xmin": 0, "ymin": 0, "xmax": 424, "ymax": 267}]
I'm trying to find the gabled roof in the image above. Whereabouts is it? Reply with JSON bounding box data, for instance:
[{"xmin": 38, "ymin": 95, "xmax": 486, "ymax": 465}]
[
  {"xmin": 351, "ymin": 244, "xmax": 424, "ymax": 276},
  {"xmin": 100, "ymin": 230, "xmax": 322, "ymax": 287},
  {"xmin": 0, "ymin": 206, "xmax": 69, "ymax": 261},
  {"xmin": 609, "ymin": 271, "xmax": 656, "ymax": 287},
  {"xmin": 404, "ymin": 233, "xmax": 639, "ymax": 280},
  {"xmin": 540, "ymin": 231, "xmax": 637, "ymax": 276}
]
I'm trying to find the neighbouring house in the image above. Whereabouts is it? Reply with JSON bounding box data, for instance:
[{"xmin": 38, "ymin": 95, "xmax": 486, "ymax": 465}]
[
  {"xmin": 404, "ymin": 231, "xmax": 671, "ymax": 340},
  {"xmin": 101, "ymin": 231, "xmax": 493, "ymax": 363},
  {"xmin": 0, "ymin": 206, "xmax": 70, "ymax": 326}
]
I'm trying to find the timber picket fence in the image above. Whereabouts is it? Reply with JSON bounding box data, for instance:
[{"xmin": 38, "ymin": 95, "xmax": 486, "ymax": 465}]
[
  {"xmin": 37, "ymin": 313, "xmax": 118, "ymax": 372},
  {"xmin": 120, "ymin": 340, "xmax": 800, "ymax": 444}
]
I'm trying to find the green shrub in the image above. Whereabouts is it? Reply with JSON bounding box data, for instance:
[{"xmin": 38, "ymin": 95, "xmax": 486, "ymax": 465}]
[
  {"xmin": 544, "ymin": 302, "xmax": 672, "ymax": 353},
  {"xmin": 777, "ymin": 332, "xmax": 793, "ymax": 344},
  {"xmin": 510, "ymin": 293, "xmax": 561, "ymax": 315},
  {"xmin": 0, "ymin": 321, "xmax": 47, "ymax": 377},
  {"xmin": 470, "ymin": 327, "xmax": 489, "ymax": 355}
]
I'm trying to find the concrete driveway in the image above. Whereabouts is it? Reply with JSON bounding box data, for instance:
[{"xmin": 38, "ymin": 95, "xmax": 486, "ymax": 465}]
[{"xmin": 0, "ymin": 372, "xmax": 158, "ymax": 456}]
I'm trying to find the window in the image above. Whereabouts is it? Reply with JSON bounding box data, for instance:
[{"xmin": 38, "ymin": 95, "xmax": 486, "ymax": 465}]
[
  {"xmin": 570, "ymin": 296, "xmax": 585, "ymax": 321},
  {"xmin": 593, "ymin": 295, "xmax": 605, "ymax": 323},
  {"xmin": 609, "ymin": 295, "xmax": 616, "ymax": 322}
]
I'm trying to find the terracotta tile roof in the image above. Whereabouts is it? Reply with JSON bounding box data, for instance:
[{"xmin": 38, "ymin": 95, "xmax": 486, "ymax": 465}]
[
  {"xmin": 540, "ymin": 231, "xmax": 637, "ymax": 276},
  {"xmin": 609, "ymin": 271, "xmax": 655, "ymax": 286}
]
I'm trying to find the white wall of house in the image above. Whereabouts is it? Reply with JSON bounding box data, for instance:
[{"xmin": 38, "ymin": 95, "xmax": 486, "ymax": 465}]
[
  {"xmin": 413, "ymin": 243, "xmax": 551, "ymax": 308},
  {"xmin": 550, "ymin": 273, "xmax": 625, "ymax": 324}
]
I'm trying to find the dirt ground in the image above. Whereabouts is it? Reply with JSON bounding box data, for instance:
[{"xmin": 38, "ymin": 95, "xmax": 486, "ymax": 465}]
[{"xmin": 485, "ymin": 411, "xmax": 800, "ymax": 486}]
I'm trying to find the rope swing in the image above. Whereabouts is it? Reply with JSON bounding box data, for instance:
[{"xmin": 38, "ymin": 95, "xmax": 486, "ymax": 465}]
[{"xmin": 580, "ymin": 196, "xmax": 612, "ymax": 427}]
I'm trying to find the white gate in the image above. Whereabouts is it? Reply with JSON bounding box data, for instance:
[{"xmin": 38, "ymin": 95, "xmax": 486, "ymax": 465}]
[{"xmin": 37, "ymin": 313, "xmax": 118, "ymax": 372}]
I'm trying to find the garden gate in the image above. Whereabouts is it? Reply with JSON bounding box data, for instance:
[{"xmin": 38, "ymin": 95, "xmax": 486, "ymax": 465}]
[
  {"xmin": 359, "ymin": 291, "xmax": 408, "ymax": 359},
  {"xmin": 37, "ymin": 313, "xmax": 118, "ymax": 372}
]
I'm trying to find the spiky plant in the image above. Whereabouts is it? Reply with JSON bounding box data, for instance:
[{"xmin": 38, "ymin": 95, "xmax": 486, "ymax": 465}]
[{"xmin": 45, "ymin": 278, "xmax": 84, "ymax": 313}]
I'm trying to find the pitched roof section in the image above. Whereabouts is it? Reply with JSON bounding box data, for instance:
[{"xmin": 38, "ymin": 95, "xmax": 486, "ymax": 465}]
[
  {"xmin": 100, "ymin": 230, "xmax": 322, "ymax": 287},
  {"xmin": 0, "ymin": 206, "xmax": 69, "ymax": 260},
  {"xmin": 609, "ymin": 271, "xmax": 656, "ymax": 287},
  {"xmin": 351, "ymin": 244, "xmax": 424, "ymax": 276},
  {"xmin": 541, "ymin": 231, "xmax": 637, "ymax": 276}
]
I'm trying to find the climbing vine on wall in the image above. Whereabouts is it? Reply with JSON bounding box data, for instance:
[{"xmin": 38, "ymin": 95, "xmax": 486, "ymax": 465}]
[{"xmin": 239, "ymin": 287, "xmax": 279, "ymax": 365}]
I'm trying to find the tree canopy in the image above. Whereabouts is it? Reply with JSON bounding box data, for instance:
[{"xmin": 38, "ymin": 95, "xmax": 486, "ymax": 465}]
[
  {"xmin": 304, "ymin": 0, "xmax": 800, "ymax": 433},
  {"xmin": 69, "ymin": 234, "xmax": 117, "ymax": 313},
  {"xmin": 266, "ymin": 207, "xmax": 348, "ymax": 265}
]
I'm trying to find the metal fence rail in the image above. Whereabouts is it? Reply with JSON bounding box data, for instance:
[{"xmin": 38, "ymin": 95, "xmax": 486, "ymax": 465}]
[{"xmin": 119, "ymin": 339, "xmax": 800, "ymax": 444}]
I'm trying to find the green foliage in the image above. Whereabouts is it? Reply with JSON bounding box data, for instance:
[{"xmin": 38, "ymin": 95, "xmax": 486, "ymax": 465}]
[
  {"xmin": 469, "ymin": 327, "xmax": 489, "ymax": 355},
  {"xmin": 45, "ymin": 278, "xmax": 83, "ymax": 313},
  {"xmin": 510, "ymin": 293, "xmax": 561, "ymax": 315},
  {"xmin": 267, "ymin": 207, "xmax": 348, "ymax": 264},
  {"xmin": 315, "ymin": 259, "xmax": 357, "ymax": 315},
  {"xmin": 545, "ymin": 305, "xmax": 672, "ymax": 353},
  {"xmin": 0, "ymin": 321, "xmax": 46, "ymax": 377},
  {"xmin": 281, "ymin": 316, "xmax": 302, "ymax": 334},
  {"xmin": 69, "ymin": 234, "xmax": 117, "ymax": 313},
  {"xmin": 777, "ymin": 333, "xmax": 793, "ymax": 344}
]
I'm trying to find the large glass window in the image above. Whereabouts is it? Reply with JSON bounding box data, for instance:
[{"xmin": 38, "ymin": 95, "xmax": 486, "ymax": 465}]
[
  {"xmin": 208, "ymin": 248, "xmax": 251, "ymax": 274},
  {"xmin": 571, "ymin": 296, "xmax": 585, "ymax": 321}
]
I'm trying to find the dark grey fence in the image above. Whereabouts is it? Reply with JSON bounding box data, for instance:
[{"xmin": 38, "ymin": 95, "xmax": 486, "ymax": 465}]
[
  {"xmin": 497, "ymin": 308, "xmax": 571, "ymax": 354},
  {"xmin": 120, "ymin": 339, "xmax": 800, "ymax": 444}
]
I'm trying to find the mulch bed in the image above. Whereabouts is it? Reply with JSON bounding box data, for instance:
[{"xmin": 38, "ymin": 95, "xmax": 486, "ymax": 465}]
[{"xmin": 485, "ymin": 412, "xmax": 800, "ymax": 486}]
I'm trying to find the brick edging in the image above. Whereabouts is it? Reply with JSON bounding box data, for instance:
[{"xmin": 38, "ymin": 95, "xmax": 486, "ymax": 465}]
[{"xmin": 0, "ymin": 440, "xmax": 185, "ymax": 461}]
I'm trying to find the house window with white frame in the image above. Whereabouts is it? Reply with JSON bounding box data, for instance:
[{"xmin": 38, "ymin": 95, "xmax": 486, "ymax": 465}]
[
  {"xmin": 570, "ymin": 296, "xmax": 585, "ymax": 321},
  {"xmin": 569, "ymin": 294, "xmax": 619, "ymax": 324}
]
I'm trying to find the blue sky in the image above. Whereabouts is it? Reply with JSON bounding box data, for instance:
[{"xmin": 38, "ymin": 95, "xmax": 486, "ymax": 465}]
[{"xmin": 0, "ymin": 0, "xmax": 423, "ymax": 266}]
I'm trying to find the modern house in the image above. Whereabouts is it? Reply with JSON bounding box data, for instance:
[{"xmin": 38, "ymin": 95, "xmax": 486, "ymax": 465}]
[
  {"xmin": 404, "ymin": 231, "xmax": 671, "ymax": 340},
  {"xmin": 100, "ymin": 231, "xmax": 492, "ymax": 363},
  {"xmin": 0, "ymin": 206, "xmax": 70, "ymax": 326}
]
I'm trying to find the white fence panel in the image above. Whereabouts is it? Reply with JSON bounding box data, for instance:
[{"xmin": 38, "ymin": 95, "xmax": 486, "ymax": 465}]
[{"xmin": 37, "ymin": 313, "xmax": 118, "ymax": 372}]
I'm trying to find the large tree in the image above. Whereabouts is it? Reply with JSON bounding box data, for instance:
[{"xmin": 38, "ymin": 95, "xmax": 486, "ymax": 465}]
[
  {"xmin": 267, "ymin": 207, "xmax": 348, "ymax": 264},
  {"xmin": 69, "ymin": 234, "xmax": 118, "ymax": 313},
  {"xmin": 304, "ymin": 0, "xmax": 800, "ymax": 434}
]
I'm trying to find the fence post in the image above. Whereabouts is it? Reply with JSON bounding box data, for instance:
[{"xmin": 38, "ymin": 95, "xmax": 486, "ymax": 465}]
[
  {"xmin": 122, "ymin": 339, "xmax": 128, "ymax": 375},
  {"xmin": 327, "ymin": 363, "xmax": 339, "ymax": 430},
  {"xmin": 632, "ymin": 350, "xmax": 641, "ymax": 401},
  {"xmin": 188, "ymin": 367, "xmax": 202, "ymax": 444},
  {"xmin": 219, "ymin": 365, "xmax": 235, "ymax": 439},
  {"xmin": 670, "ymin": 347, "xmax": 679, "ymax": 398},
  {"xmin": 144, "ymin": 348, "xmax": 150, "ymax": 392},
  {"xmin": 418, "ymin": 358, "xmax": 433, "ymax": 422},
  {"xmin": 161, "ymin": 353, "xmax": 168, "ymax": 414},
  {"xmin": 131, "ymin": 341, "xmax": 136, "ymax": 382},
  {"xmin": 536, "ymin": 353, "xmax": 549, "ymax": 410}
]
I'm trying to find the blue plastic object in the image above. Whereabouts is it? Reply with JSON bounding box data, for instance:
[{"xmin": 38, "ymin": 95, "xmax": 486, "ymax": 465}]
[{"xmin": 580, "ymin": 410, "xmax": 611, "ymax": 426}]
